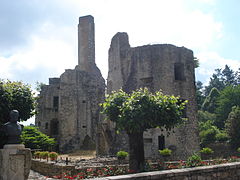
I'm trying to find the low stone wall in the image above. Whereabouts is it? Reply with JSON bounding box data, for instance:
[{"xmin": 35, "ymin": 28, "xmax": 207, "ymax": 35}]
[
  {"xmin": 31, "ymin": 159, "xmax": 128, "ymax": 177},
  {"xmin": 32, "ymin": 160, "xmax": 240, "ymax": 180},
  {"xmin": 96, "ymin": 162, "xmax": 240, "ymax": 180},
  {"xmin": 31, "ymin": 160, "xmax": 76, "ymax": 177}
]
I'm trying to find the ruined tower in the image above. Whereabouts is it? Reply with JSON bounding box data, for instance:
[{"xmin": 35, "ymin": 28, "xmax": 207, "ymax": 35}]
[
  {"xmin": 35, "ymin": 15, "xmax": 105, "ymax": 153},
  {"xmin": 78, "ymin": 16, "xmax": 95, "ymax": 70},
  {"xmin": 101, "ymin": 32, "xmax": 199, "ymax": 159}
]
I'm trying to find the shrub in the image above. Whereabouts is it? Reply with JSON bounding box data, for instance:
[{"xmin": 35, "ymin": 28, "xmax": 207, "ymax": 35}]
[
  {"xmin": 225, "ymin": 106, "xmax": 240, "ymax": 148},
  {"xmin": 186, "ymin": 153, "xmax": 202, "ymax": 167},
  {"xmin": 237, "ymin": 147, "xmax": 240, "ymax": 152},
  {"xmin": 215, "ymin": 132, "xmax": 229, "ymax": 142},
  {"xmin": 200, "ymin": 128, "xmax": 218, "ymax": 146},
  {"xmin": 21, "ymin": 126, "xmax": 56, "ymax": 151},
  {"xmin": 49, "ymin": 152, "xmax": 58, "ymax": 160},
  {"xmin": 34, "ymin": 151, "xmax": 41, "ymax": 159},
  {"xmin": 39, "ymin": 151, "xmax": 49, "ymax": 159},
  {"xmin": 116, "ymin": 151, "xmax": 128, "ymax": 159},
  {"xmin": 159, "ymin": 148, "xmax": 172, "ymax": 156},
  {"xmin": 200, "ymin": 147, "xmax": 214, "ymax": 154}
]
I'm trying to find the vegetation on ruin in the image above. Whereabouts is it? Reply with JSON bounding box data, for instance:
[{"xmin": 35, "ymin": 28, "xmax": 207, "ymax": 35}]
[
  {"xmin": 0, "ymin": 79, "xmax": 35, "ymax": 125},
  {"xmin": 21, "ymin": 126, "xmax": 56, "ymax": 151},
  {"xmin": 101, "ymin": 88, "xmax": 186, "ymax": 172}
]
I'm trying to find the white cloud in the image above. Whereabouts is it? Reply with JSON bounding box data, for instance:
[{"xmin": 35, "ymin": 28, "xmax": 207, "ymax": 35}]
[
  {"xmin": 0, "ymin": 0, "xmax": 227, "ymax": 85},
  {"xmin": 196, "ymin": 51, "xmax": 240, "ymax": 83}
]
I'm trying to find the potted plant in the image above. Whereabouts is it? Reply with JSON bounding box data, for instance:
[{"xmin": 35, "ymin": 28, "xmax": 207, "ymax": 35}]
[
  {"xmin": 159, "ymin": 148, "xmax": 172, "ymax": 163},
  {"xmin": 49, "ymin": 152, "xmax": 58, "ymax": 161},
  {"xmin": 200, "ymin": 147, "xmax": 214, "ymax": 160},
  {"xmin": 116, "ymin": 151, "xmax": 128, "ymax": 161},
  {"xmin": 40, "ymin": 151, "xmax": 49, "ymax": 160},
  {"xmin": 34, "ymin": 151, "xmax": 41, "ymax": 159}
]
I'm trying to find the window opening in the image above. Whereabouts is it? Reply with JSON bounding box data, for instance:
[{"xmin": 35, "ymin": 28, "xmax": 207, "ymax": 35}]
[
  {"xmin": 174, "ymin": 63, "xmax": 185, "ymax": 80},
  {"xmin": 158, "ymin": 135, "xmax": 165, "ymax": 150}
]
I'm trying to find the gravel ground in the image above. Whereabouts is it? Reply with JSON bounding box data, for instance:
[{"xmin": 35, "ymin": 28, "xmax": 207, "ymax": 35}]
[{"xmin": 28, "ymin": 170, "xmax": 57, "ymax": 180}]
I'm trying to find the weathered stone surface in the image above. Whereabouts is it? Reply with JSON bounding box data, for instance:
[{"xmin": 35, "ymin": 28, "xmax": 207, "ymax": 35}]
[
  {"xmin": 103, "ymin": 32, "xmax": 199, "ymax": 159},
  {"xmin": 0, "ymin": 144, "xmax": 31, "ymax": 180},
  {"xmin": 35, "ymin": 15, "xmax": 105, "ymax": 153}
]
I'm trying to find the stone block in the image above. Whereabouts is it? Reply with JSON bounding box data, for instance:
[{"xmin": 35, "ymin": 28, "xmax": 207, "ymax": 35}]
[{"xmin": 0, "ymin": 144, "xmax": 31, "ymax": 180}]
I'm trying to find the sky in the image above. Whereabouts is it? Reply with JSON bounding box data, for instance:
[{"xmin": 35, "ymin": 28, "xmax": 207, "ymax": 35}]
[{"xmin": 0, "ymin": 0, "xmax": 240, "ymax": 124}]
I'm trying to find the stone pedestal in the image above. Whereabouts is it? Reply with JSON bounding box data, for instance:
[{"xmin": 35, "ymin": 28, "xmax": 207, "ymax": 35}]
[{"xmin": 0, "ymin": 144, "xmax": 32, "ymax": 180}]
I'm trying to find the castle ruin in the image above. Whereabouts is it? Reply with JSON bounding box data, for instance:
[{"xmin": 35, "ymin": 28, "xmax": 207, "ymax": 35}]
[
  {"xmin": 35, "ymin": 15, "xmax": 105, "ymax": 152},
  {"xmin": 98, "ymin": 32, "xmax": 199, "ymax": 159},
  {"xmin": 36, "ymin": 15, "xmax": 199, "ymax": 158}
]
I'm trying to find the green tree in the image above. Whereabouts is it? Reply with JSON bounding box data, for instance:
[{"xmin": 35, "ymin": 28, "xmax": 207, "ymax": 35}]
[
  {"xmin": 204, "ymin": 69, "xmax": 225, "ymax": 96},
  {"xmin": 196, "ymin": 81, "xmax": 205, "ymax": 110},
  {"xmin": 101, "ymin": 88, "xmax": 186, "ymax": 172},
  {"xmin": 216, "ymin": 85, "xmax": 240, "ymax": 129},
  {"xmin": 0, "ymin": 79, "xmax": 35, "ymax": 125},
  {"xmin": 201, "ymin": 87, "xmax": 220, "ymax": 113},
  {"xmin": 221, "ymin": 65, "xmax": 237, "ymax": 86},
  {"xmin": 199, "ymin": 120, "xmax": 219, "ymax": 147},
  {"xmin": 225, "ymin": 106, "xmax": 240, "ymax": 148},
  {"xmin": 21, "ymin": 126, "xmax": 56, "ymax": 151}
]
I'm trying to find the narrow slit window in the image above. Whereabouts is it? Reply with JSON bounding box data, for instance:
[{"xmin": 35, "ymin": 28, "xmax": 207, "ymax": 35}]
[{"xmin": 53, "ymin": 96, "xmax": 59, "ymax": 111}]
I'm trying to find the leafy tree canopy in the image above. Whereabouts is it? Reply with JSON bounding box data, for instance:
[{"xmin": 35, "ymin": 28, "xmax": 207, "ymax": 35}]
[
  {"xmin": 201, "ymin": 87, "xmax": 220, "ymax": 113},
  {"xmin": 101, "ymin": 88, "xmax": 186, "ymax": 172},
  {"xmin": 204, "ymin": 65, "xmax": 238, "ymax": 96},
  {"xmin": 101, "ymin": 88, "xmax": 187, "ymax": 134},
  {"xmin": 196, "ymin": 81, "xmax": 205, "ymax": 110},
  {"xmin": 0, "ymin": 79, "xmax": 35, "ymax": 125},
  {"xmin": 225, "ymin": 106, "xmax": 240, "ymax": 148},
  {"xmin": 21, "ymin": 126, "xmax": 56, "ymax": 151},
  {"xmin": 215, "ymin": 85, "xmax": 240, "ymax": 129}
]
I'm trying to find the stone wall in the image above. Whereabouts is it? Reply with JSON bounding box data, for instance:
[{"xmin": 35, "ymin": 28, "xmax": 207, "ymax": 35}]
[
  {"xmin": 31, "ymin": 160, "xmax": 240, "ymax": 180},
  {"xmin": 102, "ymin": 32, "xmax": 199, "ymax": 159},
  {"xmin": 95, "ymin": 162, "xmax": 240, "ymax": 180}
]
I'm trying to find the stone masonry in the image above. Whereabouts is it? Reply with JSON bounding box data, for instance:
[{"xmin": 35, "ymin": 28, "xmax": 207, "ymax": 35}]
[
  {"xmin": 35, "ymin": 15, "xmax": 105, "ymax": 153},
  {"xmin": 98, "ymin": 32, "xmax": 199, "ymax": 159}
]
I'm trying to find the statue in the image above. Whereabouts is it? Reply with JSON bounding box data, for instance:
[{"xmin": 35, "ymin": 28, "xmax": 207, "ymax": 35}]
[{"xmin": 0, "ymin": 110, "xmax": 23, "ymax": 148}]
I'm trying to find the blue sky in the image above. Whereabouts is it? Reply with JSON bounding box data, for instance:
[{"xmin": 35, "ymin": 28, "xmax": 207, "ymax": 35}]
[{"xmin": 0, "ymin": 0, "xmax": 239, "ymax": 124}]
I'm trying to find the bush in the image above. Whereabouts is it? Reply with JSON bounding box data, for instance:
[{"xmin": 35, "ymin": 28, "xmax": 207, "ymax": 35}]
[
  {"xmin": 215, "ymin": 132, "xmax": 229, "ymax": 142},
  {"xmin": 34, "ymin": 151, "xmax": 41, "ymax": 159},
  {"xmin": 237, "ymin": 147, "xmax": 240, "ymax": 152},
  {"xmin": 116, "ymin": 151, "xmax": 128, "ymax": 159},
  {"xmin": 39, "ymin": 151, "xmax": 49, "ymax": 159},
  {"xmin": 21, "ymin": 126, "xmax": 56, "ymax": 151},
  {"xmin": 200, "ymin": 128, "xmax": 219, "ymax": 146},
  {"xmin": 159, "ymin": 148, "xmax": 172, "ymax": 156},
  {"xmin": 49, "ymin": 152, "xmax": 58, "ymax": 160},
  {"xmin": 225, "ymin": 106, "xmax": 240, "ymax": 148},
  {"xmin": 186, "ymin": 153, "xmax": 202, "ymax": 167},
  {"xmin": 200, "ymin": 147, "xmax": 214, "ymax": 154}
]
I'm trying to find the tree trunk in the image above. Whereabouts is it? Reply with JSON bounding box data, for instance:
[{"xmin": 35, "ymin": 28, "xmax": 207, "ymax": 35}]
[{"xmin": 128, "ymin": 131, "xmax": 145, "ymax": 172}]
